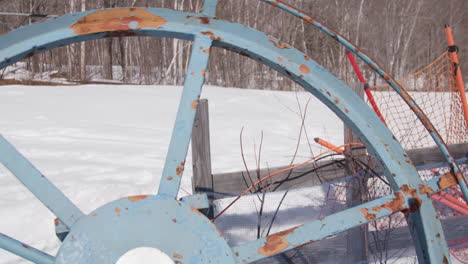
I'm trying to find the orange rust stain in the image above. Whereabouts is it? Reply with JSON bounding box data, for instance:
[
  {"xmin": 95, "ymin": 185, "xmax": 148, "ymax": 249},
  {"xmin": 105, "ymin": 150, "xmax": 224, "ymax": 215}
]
[
  {"xmin": 54, "ymin": 218, "xmax": 59, "ymax": 226},
  {"xmin": 92, "ymin": 213, "xmax": 98, "ymax": 216},
  {"xmin": 166, "ymin": 176, "xmax": 174, "ymax": 181},
  {"xmin": 277, "ymin": 57, "xmax": 284, "ymax": 62},
  {"xmin": 191, "ymin": 100, "xmax": 198, "ymax": 110},
  {"xmin": 258, "ymin": 226, "xmax": 301, "ymax": 256},
  {"xmin": 172, "ymin": 218, "xmax": 177, "ymax": 223},
  {"xmin": 173, "ymin": 253, "xmax": 183, "ymax": 259},
  {"xmin": 381, "ymin": 192, "xmax": 406, "ymax": 212},
  {"xmin": 201, "ymin": 31, "xmax": 222, "ymax": 41},
  {"xmin": 70, "ymin": 8, "xmax": 167, "ymax": 35},
  {"xmin": 115, "ymin": 207, "xmax": 121, "ymax": 213},
  {"xmin": 176, "ymin": 166, "xmax": 184, "ymax": 175},
  {"xmin": 203, "ymin": 48, "xmax": 210, "ymax": 54},
  {"xmin": 371, "ymin": 207, "xmax": 381, "ymax": 212},
  {"xmin": 345, "ymin": 108, "xmax": 349, "ymax": 113},
  {"xmin": 268, "ymin": 37, "xmax": 290, "ymax": 49},
  {"xmin": 438, "ymin": 172, "xmax": 458, "ymax": 190},
  {"xmin": 191, "ymin": 72, "xmax": 195, "ymax": 76},
  {"xmin": 334, "ymin": 98, "xmax": 340, "ymax": 104},
  {"xmin": 128, "ymin": 195, "xmax": 148, "ymax": 202},
  {"xmin": 187, "ymin": 16, "xmax": 210, "ymax": 24},
  {"xmin": 201, "ymin": 69, "xmax": 206, "ymax": 77},
  {"xmin": 360, "ymin": 208, "xmax": 377, "ymax": 221},
  {"xmin": 304, "ymin": 55, "xmax": 311, "ymax": 60},
  {"xmin": 211, "ymin": 224, "xmax": 224, "ymax": 237},
  {"xmin": 299, "ymin": 64, "xmax": 310, "ymax": 74},
  {"xmin": 22, "ymin": 244, "xmax": 30, "ymax": 249},
  {"xmin": 294, "ymin": 240, "xmax": 315, "ymax": 249},
  {"xmin": 399, "ymin": 185, "xmax": 422, "ymax": 212},
  {"xmin": 418, "ymin": 184, "xmax": 434, "ymax": 196},
  {"xmin": 190, "ymin": 207, "xmax": 204, "ymax": 216}
]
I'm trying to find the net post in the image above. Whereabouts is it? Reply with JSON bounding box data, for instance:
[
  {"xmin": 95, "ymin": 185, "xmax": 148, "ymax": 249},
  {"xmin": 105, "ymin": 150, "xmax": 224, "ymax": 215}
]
[{"xmin": 445, "ymin": 25, "xmax": 468, "ymax": 129}]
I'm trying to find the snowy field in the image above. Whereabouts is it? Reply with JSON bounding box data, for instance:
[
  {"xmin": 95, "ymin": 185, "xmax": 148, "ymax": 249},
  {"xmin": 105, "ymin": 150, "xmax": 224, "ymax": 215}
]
[{"xmin": 0, "ymin": 84, "xmax": 342, "ymax": 263}]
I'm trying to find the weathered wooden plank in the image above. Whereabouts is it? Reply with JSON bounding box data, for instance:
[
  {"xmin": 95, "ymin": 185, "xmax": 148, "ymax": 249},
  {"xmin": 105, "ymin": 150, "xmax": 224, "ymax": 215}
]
[
  {"xmin": 209, "ymin": 143, "xmax": 468, "ymax": 199},
  {"xmin": 407, "ymin": 143, "xmax": 468, "ymax": 166},
  {"xmin": 191, "ymin": 99, "xmax": 214, "ymax": 217},
  {"xmin": 211, "ymin": 158, "xmax": 347, "ymax": 199}
]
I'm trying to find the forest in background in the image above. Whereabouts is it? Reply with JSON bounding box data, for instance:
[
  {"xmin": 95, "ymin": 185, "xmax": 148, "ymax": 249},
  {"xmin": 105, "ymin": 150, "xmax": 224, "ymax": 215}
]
[{"xmin": 0, "ymin": 0, "xmax": 467, "ymax": 90}]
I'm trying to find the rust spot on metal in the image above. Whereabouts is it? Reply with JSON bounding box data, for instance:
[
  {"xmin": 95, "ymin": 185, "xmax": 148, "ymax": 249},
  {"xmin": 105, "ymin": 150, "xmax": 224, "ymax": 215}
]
[
  {"xmin": 187, "ymin": 16, "xmax": 210, "ymax": 24},
  {"xmin": 203, "ymin": 48, "xmax": 210, "ymax": 54},
  {"xmin": 277, "ymin": 57, "xmax": 284, "ymax": 62},
  {"xmin": 211, "ymin": 224, "xmax": 224, "ymax": 237},
  {"xmin": 334, "ymin": 98, "xmax": 339, "ymax": 104},
  {"xmin": 128, "ymin": 195, "xmax": 148, "ymax": 202},
  {"xmin": 172, "ymin": 218, "xmax": 177, "ymax": 223},
  {"xmin": 371, "ymin": 207, "xmax": 381, "ymax": 212},
  {"xmin": 201, "ymin": 31, "xmax": 222, "ymax": 41},
  {"xmin": 167, "ymin": 176, "xmax": 174, "ymax": 181},
  {"xmin": 399, "ymin": 185, "xmax": 422, "ymax": 212},
  {"xmin": 176, "ymin": 164, "xmax": 184, "ymax": 175},
  {"xmin": 437, "ymin": 172, "xmax": 458, "ymax": 190},
  {"xmin": 173, "ymin": 253, "xmax": 183, "ymax": 259},
  {"xmin": 268, "ymin": 37, "xmax": 290, "ymax": 49},
  {"xmin": 258, "ymin": 226, "xmax": 301, "ymax": 256},
  {"xmin": 360, "ymin": 208, "xmax": 377, "ymax": 221},
  {"xmin": 92, "ymin": 213, "xmax": 98, "ymax": 216},
  {"xmin": 22, "ymin": 244, "xmax": 29, "ymax": 249},
  {"xmin": 299, "ymin": 64, "xmax": 310, "ymax": 74},
  {"xmin": 201, "ymin": 69, "xmax": 206, "ymax": 77},
  {"xmin": 304, "ymin": 55, "xmax": 311, "ymax": 60},
  {"xmin": 191, "ymin": 100, "xmax": 199, "ymax": 110},
  {"xmin": 70, "ymin": 8, "xmax": 167, "ymax": 35},
  {"xmin": 443, "ymin": 255, "xmax": 448, "ymax": 264},
  {"xmin": 115, "ymin": 207, "xmax": 121, "ymax": 213},
  {"xmin": 381, "ymin": 192, "xmax": 406, "ymax": 212},
  {"xmin": 54, "ymin": 218, "xmax": 59, "ymax": 226},
  {"xmin": 419, "ymin": 184, "xmax": 434, "ymax": 196},
  {"xmin": 345, "ymin": 108, "xmax": 349, "ymax": 113},
  {"xmin": 190, "ymin": 207, "xmax": 204, "ymax": 216},
  {"xmin": 294, "ymin": 240, "xmax": 315, "ymax": 249}
]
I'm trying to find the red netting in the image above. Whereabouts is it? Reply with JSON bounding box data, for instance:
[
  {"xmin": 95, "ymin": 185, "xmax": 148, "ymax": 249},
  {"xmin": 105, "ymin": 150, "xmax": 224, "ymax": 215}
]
[{"xmin": 369, "ymin": 51, "xmax": 468, "ymax": 149}]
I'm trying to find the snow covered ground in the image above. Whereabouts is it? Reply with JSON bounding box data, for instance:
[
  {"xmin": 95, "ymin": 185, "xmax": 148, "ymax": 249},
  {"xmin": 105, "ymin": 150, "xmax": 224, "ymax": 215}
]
[{"xmin": 0, "ymin": 84, "xmax": 342, "ymax": 263}]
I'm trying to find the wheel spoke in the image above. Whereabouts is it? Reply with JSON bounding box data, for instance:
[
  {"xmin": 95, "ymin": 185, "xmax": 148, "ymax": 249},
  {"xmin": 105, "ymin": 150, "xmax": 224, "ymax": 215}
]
[
  {"xmin": 232, "ymin": 192, "xmax": 408, "ymax": 263},
  {"xmin": 0, "ymin": 233, "xmax": 55, "ymax": 264},
  {"xmin": 0, "ymin": 135, "xmax": 83, "ymax": 228},
  {"xmin": 157, "ymin": 36, "xmax": 213, "ymax": 198}
]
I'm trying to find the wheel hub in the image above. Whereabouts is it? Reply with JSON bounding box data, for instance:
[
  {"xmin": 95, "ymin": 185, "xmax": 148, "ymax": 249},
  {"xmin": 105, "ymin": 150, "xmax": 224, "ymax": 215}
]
[{"xmin": 55, "ymin": 195, "xmax": 236, "ymax": 264}]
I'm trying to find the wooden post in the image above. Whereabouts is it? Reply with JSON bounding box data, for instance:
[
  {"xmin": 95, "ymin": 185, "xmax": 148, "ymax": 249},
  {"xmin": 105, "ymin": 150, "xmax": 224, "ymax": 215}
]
[
  {"xmin": 191, "ymin": 99, "xmax": 214, "ymax": 218},
  {"xmin": 344, "ymin": 85, "xmax": 369, "ymax": 264}
]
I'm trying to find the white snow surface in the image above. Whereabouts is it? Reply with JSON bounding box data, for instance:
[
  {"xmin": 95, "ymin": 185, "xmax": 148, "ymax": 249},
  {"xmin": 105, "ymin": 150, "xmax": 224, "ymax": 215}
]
[{"xmin": 0, "ymin": 84, "xmax": 343, "ymax": 263}]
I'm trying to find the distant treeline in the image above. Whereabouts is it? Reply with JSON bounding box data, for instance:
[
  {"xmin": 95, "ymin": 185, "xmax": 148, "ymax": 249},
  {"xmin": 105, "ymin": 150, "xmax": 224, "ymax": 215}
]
[{"xmin": 0, "ymin": 0, "xmax": 467, "ymax": 90}]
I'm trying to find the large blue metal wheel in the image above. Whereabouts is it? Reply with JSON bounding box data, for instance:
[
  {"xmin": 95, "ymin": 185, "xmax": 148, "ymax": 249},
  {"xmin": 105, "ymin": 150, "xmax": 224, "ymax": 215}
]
[{"xmin": 0, "ymin": 1, "xmax": 461, "ymax": 263}]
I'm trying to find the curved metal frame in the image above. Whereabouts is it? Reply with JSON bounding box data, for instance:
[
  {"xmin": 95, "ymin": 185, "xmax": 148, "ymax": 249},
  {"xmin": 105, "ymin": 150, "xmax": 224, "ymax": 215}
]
[
  {"xmin": 0, "ymin": 1, "xmax": 459, "ymax": 263},
  {"xmin": 261, "ymin": 0, "xmax": 468, "ymax": 202}
]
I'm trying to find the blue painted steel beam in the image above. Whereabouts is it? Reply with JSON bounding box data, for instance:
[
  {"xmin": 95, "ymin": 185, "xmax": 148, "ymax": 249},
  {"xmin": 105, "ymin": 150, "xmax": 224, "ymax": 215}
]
[
  {"xmin": 232, "ymin": 192, "xmax": 408, "ymax": 263},
  {"xmin": 0, "ymin": 233, "xmax": 55, "ymax": 264},
  {"xmin": 0, "ymin": 8, "xmax": 449, "ymax": 263},
  {"xmin": 158, "ymin": 36, "xmax": 213, "ymax": 198},
  {"xmin": 180, "ymin": 193, "xmax": 209, "ymax": 209},
  {"xmin": 0, "ymin": 135, "xmax": 83, "ymax": 228},
  {"xmin": 202, "ymin": 0, "xmax": 219, "ymax": 17},
  {"xmin": 260, "ymin": 0, "xmax": 468, "ymax": 204}
]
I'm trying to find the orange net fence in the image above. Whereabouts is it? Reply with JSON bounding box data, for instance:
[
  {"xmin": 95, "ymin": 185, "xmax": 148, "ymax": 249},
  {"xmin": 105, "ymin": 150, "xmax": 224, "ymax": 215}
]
[{"xmin": 369, "ymin": 51, "xmax": 468, "ymax": 149}]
